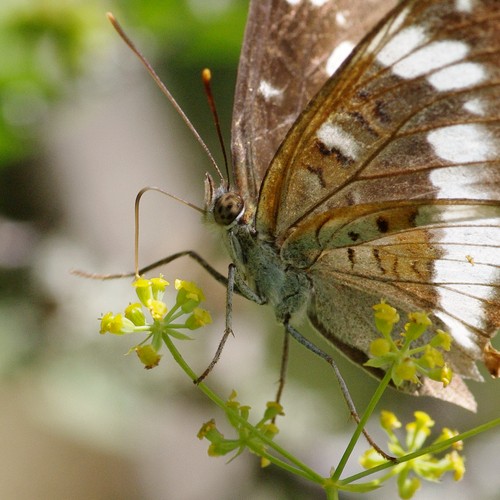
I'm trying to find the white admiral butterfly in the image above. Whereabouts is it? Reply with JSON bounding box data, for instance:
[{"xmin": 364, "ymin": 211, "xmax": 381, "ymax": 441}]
[
  {"xmin": 201, "ymin": 0, "xmax": 500, "ymax": 411},
  {"xmin": 104, "ymin": 0, "xmax": 499, "ymax": 412}
]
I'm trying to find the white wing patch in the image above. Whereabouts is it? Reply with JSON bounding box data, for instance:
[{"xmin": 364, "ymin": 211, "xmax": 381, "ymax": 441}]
[
  {"xmin": 455, "ymin": 0, "xmax": 475, "ymax": 12},
  {"xmin": 316, "ymin": 122, "xmax": 360, "ymax": 161},
  {"xmin": 376, "ymin": 25, "xmax": 427, "ymax": 67},
  {"xmin": 258, "ymin": 80, "xmax": 283, "ymax": 101},
  {"xmin": 463, "ymin": 98, "xmax": 486, "ymax": 116},
  {"xmin": 427, "ymin": 124, "xmax": 497, "ymax": 163},
  {"xmin": 326, "ymin": 41, "xmax": 355, "ymax": 75},
  {"xmin": 429, "ymin": 165, "xmax": 495, "ymax": 199},
  {"xmin": 392, "ymin": 40, "xmax": 469, "ymax": 79},
  {"xmin": 335, "ymin": 11, "xmax": 347, "ymax": 27},
  {"xmin": 427, "ymin": 62, "xmax": 486, "ymax": 91}
]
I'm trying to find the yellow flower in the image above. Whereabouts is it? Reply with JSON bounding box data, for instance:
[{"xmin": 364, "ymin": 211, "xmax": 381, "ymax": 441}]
[
  {"xmin": 439, "ymin": 364, "xmax": 453, "ymax": 387},
  {"xmin": 408, "ymin": 311, "xmax": 432, "ymax": 327},
  {"xmin": 151, "ymin": 275, "xmax": 169, "ymax": 290},
  {"xmin": 449, "ymin": 450, "xmax": 465, "ymax": 481},
  {"xmin": 437, "ymin": 428, "xmax": 463, "ymax": 451},
  {"xmin": 100, "ymin": 313, "xmax": 135, "ymax": 335},
  {"xmin": 147, "ymin": 299, "xmax": 168, "ymax": 320},
  {"xmin": 197, "ymin": 419, "xmax": 217, "ymax": 440},
  {"xmin": 185, "ymin": 308, "xmax": 212, "ymax": 329},
  {"xmin": 395, "ymin": 359, "xmax": 418, "ymax": 384},
  {"xmin": 421, "ymin": 345, "xmax": 444, "ymax": 369},
  {"xmin": 175, "ymin": 279, "xmax": 206, "ymax": 313},
  {"xmin": 361, "ymin": 411, "xmax": 466, "ymax": 498},
  {"xmin": 135, "ymin": 344, "xmax": 161, "ymax": 369},
  {"xmin": 431, "ymin": 330, "xmax": 452, "ymax": 351},
  {"xmin": 373, "ymin": 301, "xmax": 400, "ymax": 335},
  {"xmin": 380, "ymin": 411, "xmax": 402, "ymax": 432}
]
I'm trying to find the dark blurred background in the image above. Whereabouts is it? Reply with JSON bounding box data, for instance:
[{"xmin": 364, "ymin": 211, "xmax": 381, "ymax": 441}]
[{"xmin": 0, "ymin": 1, "xmax": 498, "ymax": 499}]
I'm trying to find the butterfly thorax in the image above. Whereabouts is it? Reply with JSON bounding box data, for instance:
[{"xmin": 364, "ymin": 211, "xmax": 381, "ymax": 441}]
[{"xmin": 204, "ymin": 174, "xmax": 311, "ymax": 322}]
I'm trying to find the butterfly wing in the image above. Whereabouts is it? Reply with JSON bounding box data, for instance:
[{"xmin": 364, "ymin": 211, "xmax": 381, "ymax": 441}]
[
  {"xmin": 231, "ymin": 0, "xmax": 397, "ymax": 203},
  {"xmin": 255, "ymin": 0, "xmax": 500, "ymax": 408}
]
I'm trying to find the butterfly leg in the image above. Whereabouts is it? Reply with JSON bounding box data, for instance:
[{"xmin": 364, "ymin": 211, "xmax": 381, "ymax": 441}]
[
  {"xmin": 138, "ymin": 250, "xmax": 229, "ymax": 286},
  {"xmin": 271, "ymin": 329, "xmax": 290, "ymax": 424},
  {"xmin": 195, "ymin": 263, "xmax": 237, "ymax": 384},
  {"xmin": 73, "ymin": 250, "xmax": 229, "ymax": 287},
  {"xmin": 195, "ymin": 263, "xmax": 266, "ymax": 384},
  {"xmin": 284, "ymin": 321, "xmax": 393, "ymax": 461},
  {"xmin": 275, "ymin": 329, "xmax": 290, "ymax": 406}
]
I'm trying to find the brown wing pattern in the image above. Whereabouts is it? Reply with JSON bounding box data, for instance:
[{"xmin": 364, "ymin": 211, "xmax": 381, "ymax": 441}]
[
  {"xmin": 231, "ymin": 0, "xmax": 397, "ymax": 203},
  {"xmin": 256, "ymin": 0, "xmax": 500, "ymax": 237},
  {"xmin": 253, "ymin": 0, "xmax": 500, "ymax": 407}
]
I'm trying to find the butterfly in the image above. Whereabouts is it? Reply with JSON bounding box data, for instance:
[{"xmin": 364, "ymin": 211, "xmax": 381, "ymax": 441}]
[{"xmin": 196, "ymin": 0, "xmax": 500, "ymax": 412}]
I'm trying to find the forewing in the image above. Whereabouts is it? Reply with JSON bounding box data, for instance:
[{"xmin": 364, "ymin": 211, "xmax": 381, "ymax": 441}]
[
  {"xmin": 256, "ymin": 0, "xmax": 500, "ymax": 237},
  {"xmin": 231, "ymin": 0, "xmax": 397, "ymax": 203}
]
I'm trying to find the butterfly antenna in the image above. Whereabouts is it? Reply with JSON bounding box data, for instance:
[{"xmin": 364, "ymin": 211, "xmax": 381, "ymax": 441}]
[
  {"xmin": 133, "ymin": 187, "xmax": 205, "ymax": 277},
  {"xmin": 107, "ymin": 13, "xmax": 225, "ymax": 182},
  {"xmin": 72, "ymin": 185, "xmax": 205, "ymax": 281},
  {"xmin": 201, "ymin": 69, "xmax": 231, "ymax": 186}
]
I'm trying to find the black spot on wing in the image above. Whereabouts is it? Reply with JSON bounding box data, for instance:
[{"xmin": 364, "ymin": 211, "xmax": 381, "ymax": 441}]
[
  {"xmin": 316, "ymin": 141, "xmax": 354, "ymax": 167},
  {"xmin": 376, "ymin": 216, "xmax": 389, "ymax": 233}
]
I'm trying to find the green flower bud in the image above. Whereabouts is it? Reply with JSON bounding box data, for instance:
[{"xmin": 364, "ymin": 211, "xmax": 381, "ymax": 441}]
[
  {"xmin": 124, "ymin": 302, "xmax": 146, "ymax": 326},
  {"xmin": 430, "ymin": 330, "xmax": 452, "ymax": 351},
  {"xmin": 420, "ymin": 345, "xmax": 444, "ymax": 369},
  {"xmin": 133, "ymin": 277, "xmax": 153, "ymax": 306},
  {"xmin": 398, "ymin": 475, "xmax": 420, "ymax": 499},
  {"xmin": 405, "ymin": 311, "xmax": 432, "ymax": 340},
  {"xmin": 369, "ymin": 338, "xmax": 391, "ymax": 357},
  {"xmin": 395, "ymin": 359, "xmax": 418, "ymax": 384}
]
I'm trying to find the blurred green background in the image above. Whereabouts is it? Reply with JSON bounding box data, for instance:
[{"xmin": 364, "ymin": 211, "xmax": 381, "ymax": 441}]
[{"xmin": 1, "ymin": 1, "xmax": 498, "ymax": 499}]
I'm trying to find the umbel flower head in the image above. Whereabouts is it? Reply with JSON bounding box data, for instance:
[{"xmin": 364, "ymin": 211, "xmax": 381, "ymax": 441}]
[
  {"xmin": 99, "ymin": 275, "xmax": 211, "ymax": 368},
  {"xmin": 360, "ymin": 411, "xmax": 465, "ymax": 499},
  {"xmin": 365, "ymin": 301, "xmax": 453, "ymax": 388},
  {"xmin": 197, "ymin": 390, "xmax": 284, "ymax": 468}
]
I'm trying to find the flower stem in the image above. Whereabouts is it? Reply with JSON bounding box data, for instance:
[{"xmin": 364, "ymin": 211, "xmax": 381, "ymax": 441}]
[
  {"xmin": 333, "ymin": 368, "xmax": 393, "ymax": 480},
  {"xmin": 161, "ymin": 332, "xmax": 326, "ymax": 485}
]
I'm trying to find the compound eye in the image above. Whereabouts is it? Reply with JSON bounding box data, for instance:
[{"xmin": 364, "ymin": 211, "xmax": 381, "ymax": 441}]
[{"xmin": 213, "ymin": 192, "xmax": 244, "ymax": 227}]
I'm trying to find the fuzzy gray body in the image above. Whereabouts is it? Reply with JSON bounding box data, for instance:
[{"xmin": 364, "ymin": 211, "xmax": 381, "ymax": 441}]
[{"xmin": 223, "ymin": 217, "xmax": 312, "ymax": 324}]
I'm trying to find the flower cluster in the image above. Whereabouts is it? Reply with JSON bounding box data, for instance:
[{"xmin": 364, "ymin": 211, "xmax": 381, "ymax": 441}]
[
  {"xmin": 100, "ymin": 276, "xmax": 211, "ymax": 368},
  {"xmin": 360, "ymin": 411, "xmax": 465, "ymax": 499},
  {"xmin": 197, "ymin": 390, "xmax": 283, "ymax": 468},
  {"xmin": 365, "ymin": 302, "xmax": 453, "ymax": 387}
]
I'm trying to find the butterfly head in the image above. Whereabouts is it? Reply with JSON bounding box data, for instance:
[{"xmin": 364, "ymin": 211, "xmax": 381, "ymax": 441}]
[{"xmin": 204, "ymin": 173, "xmax": 246, "ymax": 228}]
